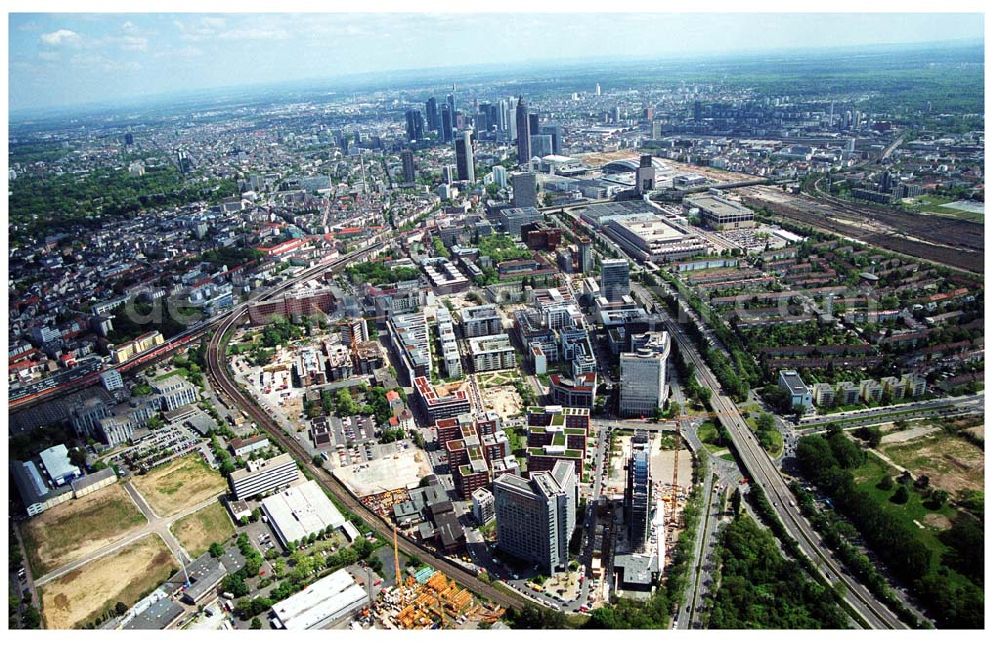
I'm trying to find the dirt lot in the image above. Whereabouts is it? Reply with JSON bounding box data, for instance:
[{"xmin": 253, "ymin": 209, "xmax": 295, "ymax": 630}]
[
  {"xmin": 21, "ymin": 484, "xmax": 146, "ymax": 577},
  {"xmin": 334, "ymin": 447, "xmax": 432, "ymax": 497},
  {"xmin": 479, "ymin": 385, "xmax": 523, "ymax": 420},
  {"xmin": 132, "ymin": 453, "xmax": 226, "ymax": 517},
  {"xmin": 883, "ymin": 432, "xmax": 984, "ymax": 497},
  {"xmin": 171, "ymin": 502, "xmax": 235, "ymax": 558},
  {"xmin": 40, "ymin": 534, "xmax": 177, "ymax": 629}
]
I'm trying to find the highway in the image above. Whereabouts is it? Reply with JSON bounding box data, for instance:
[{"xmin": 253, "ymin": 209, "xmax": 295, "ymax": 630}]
[
  {"xmin": 203, "ymin": 239, "xmax": 526, "ymax": 612},
  {"xmin": 649, "ymin": 278, "xmax": 908, "ymax": 629}
]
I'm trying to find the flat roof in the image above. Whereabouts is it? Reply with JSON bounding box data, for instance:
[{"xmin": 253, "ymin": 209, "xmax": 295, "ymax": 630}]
[
  {"xmin": 271, "ymin": 569, "xmax": 367, "ymax": 630},
  {"xmin": 39, "ymin": 444, "xmax": 80, "ymax": 482},
  {"xmin": 261, "ymin": 480, "xmax": 347, "ymax": 546}
]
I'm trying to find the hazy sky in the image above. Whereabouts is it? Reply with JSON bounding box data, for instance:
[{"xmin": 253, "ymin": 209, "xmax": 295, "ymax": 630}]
[{"xmin": 8, "ymin": 12, "xmax": 985, "ymax": 113}]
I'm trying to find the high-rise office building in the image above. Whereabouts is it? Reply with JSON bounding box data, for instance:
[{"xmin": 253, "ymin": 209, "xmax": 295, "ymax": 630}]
[
  {"xmin": 635, "ymin": 154, "xmax": 655, "ymax": 194},
  {"xmin": 693, "ymin": 100, "xmax": 703, "ymax": 122},
  {"xmin": 595, "ymin": 82, "xmax": 601, "ymax": 96},
  {"xmin": 600, "ymin": 258, "xmax": 630, "ymax": 301},
  {"xmin": 494, "ymin": 460, "xmax": 578, "ymax": 575},
  {"xmin": 625, "ymin": 431, "xmax": 652, "ymax": 548},
  {"xmin": 447, "ymin": 94, "xmax": 456, "ymax": 126},
  {"xmin": 511, "ymin": 172, "xmax": 537, "ymax": 209},
  {"xmin": 578, "ymin": 237, "xmax": 593, "ymax": 273},
  {"xmin": 455, "ymin": 130, "xmax": 475, "ymax": 182},
  {"xmin": 528, "ymin": 113, "xmax": 540, "ymax": 136},
  {"xmin": 515, "ymin": 97, "xmax": 531, "ymax": 164},
  {"xmin": 426, "ymin": 96, "xmax": 439, "ymax": 131},
  {"xmin": 405, "ymin": 108, "xmax": 424, "ymax": 142},
  {"xmin": 530, "ymin": 134, "xmax": 553, "ymax": 157},
  {"xmin": 442, "ymin": 165, "xmax": 454, "ymax": 186},
  {"xmin": 498, "ymin": 98, "xmax": 509, "ymax": 133},
  {"xmin": 492, "ymin": 165, "xmax": 508, "ymax": 189},
  {"xmin": 401, "ymin": 149, "xmax": 415, "ymax": 184},
  {"xmin": 440, "ymin": 107, "xmax": 454, "ymax": 142},
  {"xmin": 540, "ymin": 124, "xmax": 562, "ymax": 155},
  {"xmin": 619, "ymin": 332, "xmax": 670, "ymax": 417}
]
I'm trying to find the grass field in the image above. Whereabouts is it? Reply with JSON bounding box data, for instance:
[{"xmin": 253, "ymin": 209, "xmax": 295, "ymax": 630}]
[
  {"xmin": 854, "ymin": 457, "xmax": 957, "ymax": 545},
  {"xmin": 132, "ymin": 453, "xmax": 226, "ymax": 517},
  {"xmin": 21, "ymin": 484, "xmax": 146, "ymax": 577},
  {"xmin": 883, "ymin": 432, "xmax": 984, "ymax": 497},
  {"xmin": 40, "ymin": 534, "xmax": 177, "ymax": 629},
  {"xmin": 906, "ymin": 194, "xmax": 985, "ymax": 223},
  {"xmin": 170, "ymin": 502, "xmax": 235, "ymax": 558}
]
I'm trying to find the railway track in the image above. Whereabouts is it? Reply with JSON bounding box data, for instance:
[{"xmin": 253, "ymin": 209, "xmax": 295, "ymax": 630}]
[{"xmin": 204, "ymin": 242, "xmax": 526, "ymax": 612}]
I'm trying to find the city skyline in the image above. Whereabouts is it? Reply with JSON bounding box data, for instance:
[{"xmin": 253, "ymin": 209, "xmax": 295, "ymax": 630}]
[{"xmin": 8, "ymin": 12, "xmax": 985, "ymax": 113}]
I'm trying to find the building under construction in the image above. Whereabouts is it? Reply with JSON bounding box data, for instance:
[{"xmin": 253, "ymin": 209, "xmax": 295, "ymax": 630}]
[{"xmin": 374, "ymin": 569, "xmax": 503, "ymax": 629}]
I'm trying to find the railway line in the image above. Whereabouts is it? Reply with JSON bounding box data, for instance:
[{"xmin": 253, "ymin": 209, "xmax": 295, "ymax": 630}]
[{"xmin": 203, "ymin": 240, "xmax": 526, "ymax": 612}]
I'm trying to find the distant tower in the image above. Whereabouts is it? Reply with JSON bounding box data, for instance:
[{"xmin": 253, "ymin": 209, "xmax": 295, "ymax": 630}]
[
  {"xmin": 404, "ymin": 108, "xmax": 424, "ymax": 142},
  {"xmin": 440, "ymin": 107, "xmax": 454, "ymax": 142},
  {"xmin": 595, "ymin": 82, "xmax": 601, "ymax": 96},
  {"xmin": 455, "ymin": 130, "xmax": 475, "ymax": 182},
  {"xmin": 401, "ymin": 149, "xmax": 415, "ymax": 184},
  {"xmin": 447, "ymin": 94, "xmax": 456, "ymax": 127},
  {"xmin": 426, "ymin": 96, "xmax": 439, "ymax": 131},
  {"xmin": 516, "ymin": 97, "xmax": 531, "ymax": 164}
]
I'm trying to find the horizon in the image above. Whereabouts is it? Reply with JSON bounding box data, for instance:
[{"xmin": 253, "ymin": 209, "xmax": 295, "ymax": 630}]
[{"xmin": 8, "ymin": 12, "xmax": 985, "ymax": 116}]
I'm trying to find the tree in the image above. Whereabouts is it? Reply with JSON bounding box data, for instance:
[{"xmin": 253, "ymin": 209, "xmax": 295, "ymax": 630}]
[
  {"xmin": 890, "ymin": 485, "xmax": 910, "ymax": 505},
  {"xmin": 876, "ymin": 474, "xmax": 894, "ymax": 491},
  {"xmin": 209, "ymin": 542, "xmax": 225, "ymax": 558},
  {"xmin": 250, "ymin": 617, "xmax": 262, "ymax": 629},
  {"xmin": 114, "ymin": 601, "xmax": 129, "ymax": 616},
  {"xmin": 312, "ymin": 454, "xmax": 325, "ymax": 467}
]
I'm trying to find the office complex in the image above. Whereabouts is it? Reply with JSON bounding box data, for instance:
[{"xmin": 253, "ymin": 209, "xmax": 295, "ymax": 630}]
[
  {"xmin": 494, "ymin": 460, "xmax": 578, "ymax": 575},
  {"xmin": 683, "ymin": 195, "xmax": 755, "ymax": 230},
  {"xmin": 600, "ymin": 258, "xmax": 631, "ymax": 301},
  {"xmin": 619, "ymin": 331, "xmax": 670, "ymax": 417},
  {"xmin": 459, "ymin": 304, "xmax": 503, "ymax": 337},
  {"xmin": 425, "ymin": 96, "xmax": 439, "ymax": 131},
  {"xmin": 228, "ymin": 453, "xmax": 301, "ymax": 501}
]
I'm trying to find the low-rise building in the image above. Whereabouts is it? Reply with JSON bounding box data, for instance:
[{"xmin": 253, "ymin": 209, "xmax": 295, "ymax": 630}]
[{"xmin": 228, "ymin": 453, "xmax": 300, "ymax": 501}]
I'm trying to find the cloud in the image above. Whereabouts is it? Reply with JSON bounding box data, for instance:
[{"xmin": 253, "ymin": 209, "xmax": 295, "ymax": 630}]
[
  {"xmin": 40, "ymin": 29, "xmax": 82, "ymax": 47},
  {"xmin": 119, "ymin": 35, "xmax": 149, "ymax": 51},
  {"xmin": 37, "ymin": 51, "xmax": 61, "ymax": 62}
]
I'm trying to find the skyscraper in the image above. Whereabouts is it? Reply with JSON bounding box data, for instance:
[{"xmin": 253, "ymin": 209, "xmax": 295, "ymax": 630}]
[
  {"xmin": 528, "ymin": 113, "xmax": 539, "ymax": 136},
  {"xmin": 440, "ymin": 107, "xmax": 454, "ymax": 143},
  {"xmin": 447, "ymin": 94, "xmax": 456, "ymax": 127},
  {"xmin": 492, "ymin": 165, "xmax": 508, "ymax": 189},
  {"xmin": 625, "ymin": 431, "xmax": 652, "ymax": 549},
  {"xmin": 511, "ymin": 172, "xmax": 537, "ymax": 209},
  {"xmin": 455, "ymin": 130, "xmax": 475, "ymax": 182},
  {"xmin": 540, "ymin": 124, "xmax": 562, "ymax": 155},
  {"xmin": 600, "ymin": 258, "xmax": 630, "ymax": 301},
  {"xmin": 635, "ymin": 154, "xmax": 655, "ymax": 194},
  {"xmin": 578, "ymin": 237, "xmax": 593, "ymax": 273},
  {"xmin": 619, "ymin": 332, "xmax": 670, "ymax": 417},
  {"xmin": 426, "ymin": 96, "xmax": 439, "ymax": 131},
  {"xmin": 595, "ymin": 82, "xmax": 601, "ymax": 96},
  {"xmin": 515, "ymin": 97, "xmax": 531, "ymax": 164},
  {"xmin": 404, "ymin": 108, "xmax": 424, "ymax": 142},
  {"xmin": 401, "ymin": 149, "xmax": 415, "ymax": 184},
  {"xmin": 494, "ymin": 460, "xmax": 578, "ymax": 575},
  {"xmin": 442, "ymin": 165, "xmax": 453, "ymax": 186}
]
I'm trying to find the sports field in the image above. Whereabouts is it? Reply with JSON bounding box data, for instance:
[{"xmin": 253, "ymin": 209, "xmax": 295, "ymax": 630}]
[
  {"xmin": 21, "ymin": 484, "xmax": 146, "ymax": 577},
  {"xmin": 171, "ymin": 502, "xmax": 234, "ymax": 558},
  {"xmin": 132, "ymin": 453, "xmax": 226, "ymax": 517},
  {"xmin": 40, "ymin": 534, "xmax": 177, "ymax": 629}
]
